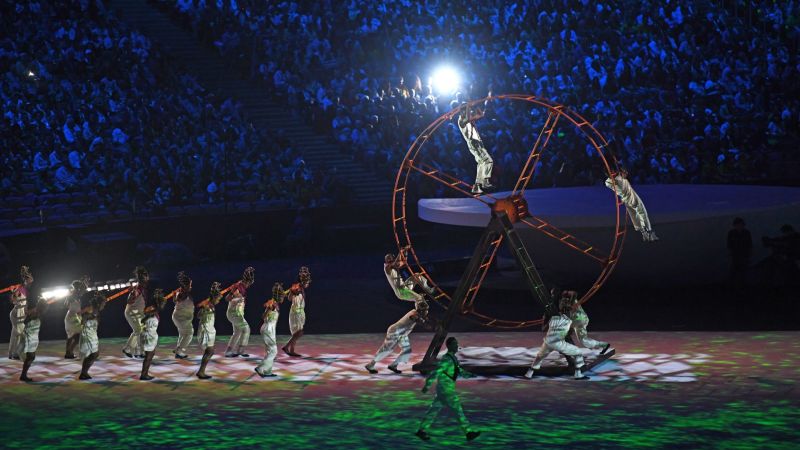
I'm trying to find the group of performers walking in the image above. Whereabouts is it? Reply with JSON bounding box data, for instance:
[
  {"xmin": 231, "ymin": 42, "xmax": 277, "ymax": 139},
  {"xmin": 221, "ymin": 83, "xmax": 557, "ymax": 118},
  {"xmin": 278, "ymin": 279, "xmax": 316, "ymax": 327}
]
[{"xmin": 5, "ymin": 264, "xmax": 311, "ymax": 382}]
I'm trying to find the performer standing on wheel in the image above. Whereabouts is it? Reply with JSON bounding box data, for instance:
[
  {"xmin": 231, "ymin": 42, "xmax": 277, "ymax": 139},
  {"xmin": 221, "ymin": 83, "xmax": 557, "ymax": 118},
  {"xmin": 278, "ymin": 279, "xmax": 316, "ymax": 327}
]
[
  {"xmin": 18, "ymin": 296, "xmax": 48, "ymax": 382},
  {"xmin": 224, "ymin": 267, "xmax": 255, "ymax": 358},
  {"xmin": 139, "ymin": 289, "xmax": 166, "ymax": 381},
  {"xmin": 256, "ymin": 282, "xmax": 285, "ymax": 378},
  {"xmin": 525, "ymin": 291, "xmax": 589, "ymax": 380},
  {"xmin": 366, "ymin": 300, "xmax": 429, "ymax": 374},
  {"xmin": 8, "ymin": 266, "xmax": 33, "ymax": 360},
  {"xmin": 64, "ymin": 277, "xmax": 90, "ymax": 359},
  {"xmin": 172, "ymin": 271, "xmax": 194, "ymax": 359},
  {"xmin": 123, "ymin": 266, "xmax": 149, "ymax": 358},
  {"xmin": 78, "ymin": 292, "xmax": 107, "ymax": 380},
  {"xmin": 282, "ymin": 266, "xmax": 311, "ymax": 357},
  {"xmin": 416, "ymin": 336, "xmax": 480, "ymax": 442},
  {"xmin": 196, "ymin": 282, "xmax": 223, "ymax": 379},
  {"xmin": 456, "ymin": 99, "xmax": 493, "ymax": 194}
]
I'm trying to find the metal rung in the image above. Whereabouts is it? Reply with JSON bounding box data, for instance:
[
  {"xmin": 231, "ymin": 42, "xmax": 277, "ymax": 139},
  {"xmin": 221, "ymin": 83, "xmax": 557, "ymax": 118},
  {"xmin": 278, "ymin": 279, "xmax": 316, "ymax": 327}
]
[
  {"xmin": 394, "ymin": 187, "xmax": 405, "ymax": 192},
  {"xmin": 393, "ymin": 216, "xmax": 405, "ymax": 222},
  {"xmin": 426, "ymin": 170, "xmax": 437, "ymax": 175},
  {"xmin": 583, "ymin": 246, "xmax": 593, "ymax": 253},
  {"xmin": 560, "ymin": 235, "xmax": 570, "ymax": 241},
  {"xmin": 479, "ymin": 262, "xmax": 491, "ymax": 269},
  {"xmin": 468, "ymin": 286, "xmax": 478, "ymax": 292},
  {"xmin": 434, "ymin": 293, "xmax": 446, "ymax": 299}
]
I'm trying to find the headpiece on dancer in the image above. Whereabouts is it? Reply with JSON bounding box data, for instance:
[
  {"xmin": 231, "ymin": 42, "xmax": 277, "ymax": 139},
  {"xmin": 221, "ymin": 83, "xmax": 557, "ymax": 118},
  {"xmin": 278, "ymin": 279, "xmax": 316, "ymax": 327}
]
[
  {"xmin": 150, "ymin": 288, "xmax": 167, "ymax": 311},
  {"xmin": 71, "ymin": 278, "xmax": 88, "ymax": 294},
  {"xmin": 134, "ymin": 266, "xmax": 149, "ymax": 284},
  {"xmin": 20, "ymin": 265, "xmax": 33, "ymax": 283},
  {"xmin": 177, "ymin": 271, "xmax": 192, "ymax": 290},
  {"xmin": 415, "ymin": 300, "xmax": 429, "ymax": 316},
  {"xmin": 242, "ymin": 266, "xmax": 255, "ymax": 286},
  {"xmin": 90, "ymin": 291, "xmax": 106, "ymax": 310},
  {"xmin": 209, "ymin": 282, "xmax": 223, "ymax": 304},
  {"xmin": 384, "ymin": 253, "xmax": 395, "ymax": 264},
  {"xmin": 298, "ymin": 266, "xmax": 311, "ymax": 287}
]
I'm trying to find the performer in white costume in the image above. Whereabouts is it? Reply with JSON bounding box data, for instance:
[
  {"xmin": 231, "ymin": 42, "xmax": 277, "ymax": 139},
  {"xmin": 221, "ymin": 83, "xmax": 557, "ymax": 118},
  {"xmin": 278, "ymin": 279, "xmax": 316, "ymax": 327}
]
[
  {"xmin": 8, "ymin": 266, "xmax": 33, "ymax": 360},
  {"xmin": 140, "ymin": 289, "xmax": 166, "ymax": 381},
  {"xmin": 172, "ymin": 271, "xmax": 194, "ymax": 359},
  {"xmin": 384, "ymin": 247, "xmax": 432, "ymax": 303},
  {"xmin": 64, "ymin": 278, "xmax": 89, "ymax": 359},
  {"xmin": 79, "ymin": 292, "xmax": 106, "ymax": 380},
  {"xmin": 457, "ymin": 100, "xmax": 493, "ymax": 194},
  {"xmin": 19, "ymin": 296, "xmax": 47, "ymax": 382},
  {"xmin": 196, "ymin": 282, "xmax": 223, "ymax": 379},
  {"xmin": 605, "ymin": 169, "xmax": 658, "ymax": 241},
  {"xmin": 565, "ymin": 290, "xmax": 611, "ymax": 354},
  {"xmin": 525, "ymin": 291, "xmax": 589, "ymax": 380},
  {"xmin": 256, "ymin": 282, "xmax": 286, "ymax": 378},
  {"xmin": 366, "ymin": 300, "xmax": 429, "ymax": 374},
  {"xmin": 224, "ymin": 267, "xmax": 255, "ymax": 357},
  {"xmin": 123, "ymin": 266, "xmax": 149, "ymax": 358},
  {"xmin": 283, "ymin": 266, "xmax": 311, "ymax": 357}
]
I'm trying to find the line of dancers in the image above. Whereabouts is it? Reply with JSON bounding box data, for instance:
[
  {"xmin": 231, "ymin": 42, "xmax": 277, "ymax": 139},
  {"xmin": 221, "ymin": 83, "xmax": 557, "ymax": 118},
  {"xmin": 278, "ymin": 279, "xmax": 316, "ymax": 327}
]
[{"xmin": 5, "ymin": 264, "xmax": 312, "ymax": 381}]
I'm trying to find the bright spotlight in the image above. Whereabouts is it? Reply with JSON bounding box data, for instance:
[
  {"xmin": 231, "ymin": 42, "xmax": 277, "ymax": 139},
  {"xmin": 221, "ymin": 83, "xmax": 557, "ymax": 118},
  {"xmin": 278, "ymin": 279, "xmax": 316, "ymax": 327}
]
[
  {"xmin": 431, "ymin": 66, "xmax": 460, "ymax": 95},
  {"xmin": 42, "ymin": 287, "xmax": 70, "ymax": 301}
]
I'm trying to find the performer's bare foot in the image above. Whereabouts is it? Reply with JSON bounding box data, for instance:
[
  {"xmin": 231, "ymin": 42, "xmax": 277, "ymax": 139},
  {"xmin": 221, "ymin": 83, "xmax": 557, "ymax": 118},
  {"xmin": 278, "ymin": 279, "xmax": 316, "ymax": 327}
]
[
  {"xmin": 196, "ymin": 372, "xmax": 211, "ymax": 380},
  {"xmin": 281, "ymin": 346, "xmax": 291, "ymax": 356},
  {"xmin": 78, "ymin": 373, "xmax": 92, "ymax": 380}
]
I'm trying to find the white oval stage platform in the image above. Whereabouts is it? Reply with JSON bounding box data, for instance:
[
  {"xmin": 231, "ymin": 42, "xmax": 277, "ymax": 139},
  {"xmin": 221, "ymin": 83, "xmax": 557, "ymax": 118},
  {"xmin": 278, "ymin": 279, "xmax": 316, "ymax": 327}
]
[{"xmin": 417, "ymin": 185, "xmax": 800, "ymax": 285}]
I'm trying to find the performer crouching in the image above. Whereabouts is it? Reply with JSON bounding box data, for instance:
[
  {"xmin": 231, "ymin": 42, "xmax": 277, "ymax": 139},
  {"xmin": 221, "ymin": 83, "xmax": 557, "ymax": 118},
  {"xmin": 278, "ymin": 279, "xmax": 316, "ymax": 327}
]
[
  {"xmin": 64, "ymin": 278, "xmax": 89, "ymax": 359},
  {"xmin": 78, "ymin": 292, "xmax": 107, "ymax": 380},
  {"xmin": 366, "ymin": 300, "xmax": 429, "ymax": 374},
  {"xmin": 196, "ymin": 282, "xmax": 223, "ymax": 379},
  {"xmin": 140, "ymin": 289, "xmax": 166, "ymax": 381},
  {"xmin": 283, "ymin": 266, "xmax": 311, "ymax": 357},
  {"xmin": 224, "ymin": 266, "xmax": 255, "ymax": 357},
  {"xmin": 123, "ymin": 266, "xmax": 149, "ymax": 358},
  {"xmin": 172, "ymin": 271, "xmax": 194, "ymax": 359},
  {"xmin": 525, "ymin": 291, "xmax": 589, "ymax": 380},
  {"xmin": 567, "ymin": 291, "xmax": 611, "ymax": 355},
  {"xmin": 8, "ymin": 266, "xmax": 33, "ymax": 360},
  {"xmin": 19, "ymin": 296, "xmax": 48, "ymax": 382},
  {"xmin": 255, "ymin": 282, "xmax": 285, "ymax": 378}
]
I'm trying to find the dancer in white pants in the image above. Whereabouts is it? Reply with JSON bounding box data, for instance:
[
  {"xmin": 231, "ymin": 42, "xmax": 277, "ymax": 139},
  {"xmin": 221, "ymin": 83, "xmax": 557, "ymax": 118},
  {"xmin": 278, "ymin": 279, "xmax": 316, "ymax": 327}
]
[
  {"xmin": 256, "ymin": 283, "xmax": 286, "ymax": 377},
  {"xmin": 457, "ymin": 101, "xmax": 493, "ymax": 194},
  {"xmin": 225, "ymin": 267, "xmax": 255, "ymax": 357},
  {"xmin": 283, "ymin": 266, "xmax": 311, "ymax": 357},
  {"xmin": 19, "ymin": 297, "xmax": 47, "ymax": 382},
  {"xmin": 366, "ymin": 301, "xmax": 428, "ymax": 374},
  {"xmin": 196, "ymin": 282, "xmax": 223, "ymax": 379},
  {"xmin": 172, "ymin": 271, "xmax": 194, "ymax": 359},
  {"xmin": 79, "ymin": 293, "xmax": 106, "ymax": 380},
  {"xmin": 64, "ymin": 278, "xmax": 88, "ymax": 359},
  {"xmin": 525, "ymin": 291, "xmax": 589, "ymax": 380},
  {"xmin": 605, "ymin": 169, "xmax": 658, "ymax": 241},
  {"xmin": 123, "ymin": 266, "xmax": 149, "ymax": 358},
  {"xmin": 567, "ymin": 291, "xmax": 610, "ymax": 354},
  {"xmin": 140, "ymin": 289, "xmax": 166, "ymax": 381},
  {"xmin": 8, "ymin": 266, "xmax": 33, "ymax": 360}
]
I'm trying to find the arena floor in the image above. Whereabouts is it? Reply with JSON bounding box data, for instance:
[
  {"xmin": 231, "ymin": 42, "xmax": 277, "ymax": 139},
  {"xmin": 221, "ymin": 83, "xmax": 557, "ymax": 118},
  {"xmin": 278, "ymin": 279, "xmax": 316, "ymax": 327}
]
[{"xmin": 2, "ymin": 332, "xmax": 798, "ymax": 449}]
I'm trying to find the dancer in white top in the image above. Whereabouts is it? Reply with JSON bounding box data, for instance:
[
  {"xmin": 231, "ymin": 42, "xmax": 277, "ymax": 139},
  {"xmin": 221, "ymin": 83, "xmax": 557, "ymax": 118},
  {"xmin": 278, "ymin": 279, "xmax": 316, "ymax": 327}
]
[
  {"xmin": 525, "ymin": 291, "xmax": 589, "ymax": 380},
  {"xmin": 224, "ymin": 267, "xmax": 255, "ymax": 357},
  {"xmin": 123, "ymin": 266, "xmax": 149, "ymax": 358},
  {"xmin": 139, "ymin": 289, "xmax": 166, "ymax": 381},
  {"xmin": 19, "ymin": 296, "xmax": 47, "ymax": 382},
  {"xmin": 8, "ymin": 266, "xmax": 33, "ymax": 360},
  {"xmin": 172, "ymin": 271, "xmax": 194, "ymax": 359},
  {"xmin": 605, "ymin": 169, "xmax": 658, "ymax": 241},
  {"xmin": 457, "ymin": 100, "xmax": 493, "ymax": 194},
  {"xmin": 365, "ymin": 300, "xmax": 429, "ymax": 374},
  {"xmin": 196, "ymin": 282, "xmax": 223, "ymax": 380},
  {"xmin": 282, "ymin": 266, "xmax": 311, "ymax": 357},
  {"xmin": 256, "ymin": 282, "xmax": 286, "ymax": 377},
  {"xmin": 64, "ymin": 278, "xmax": 89, "ymax": 359}
]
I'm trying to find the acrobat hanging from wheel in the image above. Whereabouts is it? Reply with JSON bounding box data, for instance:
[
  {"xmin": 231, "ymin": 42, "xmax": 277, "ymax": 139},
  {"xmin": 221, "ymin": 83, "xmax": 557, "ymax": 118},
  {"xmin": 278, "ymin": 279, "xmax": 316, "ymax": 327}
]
[
  {"xmin": 384, "ymin": 246, "xmax": 433, "ymax": 305},
  {"xmin": 455, "ymin": 97, "xmax": 494, "ymax": 194}
]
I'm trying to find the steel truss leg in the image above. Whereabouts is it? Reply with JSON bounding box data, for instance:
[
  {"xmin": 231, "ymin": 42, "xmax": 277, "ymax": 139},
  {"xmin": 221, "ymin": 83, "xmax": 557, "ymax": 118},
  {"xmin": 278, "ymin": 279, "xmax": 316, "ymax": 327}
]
[{"xmin": 413, "ymin": 211, "xmax": 553, "ymax": 372}]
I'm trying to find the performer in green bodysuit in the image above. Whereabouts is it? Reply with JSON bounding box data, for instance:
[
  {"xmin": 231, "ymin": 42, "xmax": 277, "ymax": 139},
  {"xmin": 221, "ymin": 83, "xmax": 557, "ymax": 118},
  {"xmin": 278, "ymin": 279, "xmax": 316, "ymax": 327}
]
[{"xmin": 416, "ymin": 337, "xmax": 481, "ymax": 442}]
